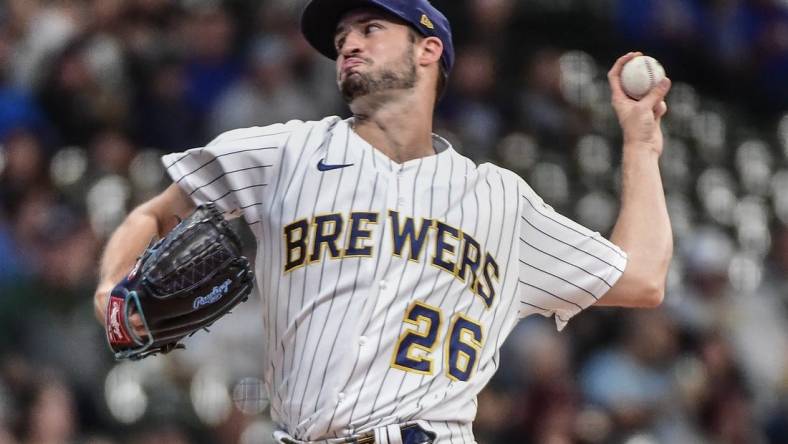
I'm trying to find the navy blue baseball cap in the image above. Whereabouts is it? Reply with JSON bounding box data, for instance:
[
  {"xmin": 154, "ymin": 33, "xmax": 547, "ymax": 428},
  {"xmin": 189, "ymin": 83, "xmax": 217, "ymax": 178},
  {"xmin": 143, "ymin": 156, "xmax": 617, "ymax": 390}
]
[{"xmin": 301, "ymin": 0, "xmax": 454, "ymax": 76}]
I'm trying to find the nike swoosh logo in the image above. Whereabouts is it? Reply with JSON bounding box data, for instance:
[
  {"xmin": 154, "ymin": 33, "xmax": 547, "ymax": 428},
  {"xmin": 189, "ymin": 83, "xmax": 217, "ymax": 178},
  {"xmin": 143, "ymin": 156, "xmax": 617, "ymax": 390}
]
[{"xmin": 317, "ymin": 159, "xmax": 354, "ymax": 171}]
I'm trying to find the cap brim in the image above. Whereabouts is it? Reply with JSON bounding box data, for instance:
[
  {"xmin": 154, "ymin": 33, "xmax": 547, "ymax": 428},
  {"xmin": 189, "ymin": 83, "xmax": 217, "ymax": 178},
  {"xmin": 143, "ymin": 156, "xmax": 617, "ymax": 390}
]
[{"xmin": 301, "ymin": 0, "xmax": 393, "ymax": 61}]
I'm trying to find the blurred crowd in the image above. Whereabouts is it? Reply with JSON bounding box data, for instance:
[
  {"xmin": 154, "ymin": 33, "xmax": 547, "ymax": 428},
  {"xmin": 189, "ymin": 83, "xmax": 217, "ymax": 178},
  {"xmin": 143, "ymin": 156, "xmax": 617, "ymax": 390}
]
[{"xmin": 0, "ymin": 0, "xmax": 787, "ymax": 443}]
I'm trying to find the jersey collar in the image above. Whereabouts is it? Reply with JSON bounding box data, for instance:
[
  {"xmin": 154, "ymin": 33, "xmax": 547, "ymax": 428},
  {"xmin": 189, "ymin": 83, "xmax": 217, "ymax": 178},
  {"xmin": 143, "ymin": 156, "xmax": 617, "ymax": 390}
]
[{"xmin": 327, "ymin": 117, "xmax": 455, "ymax": 175}]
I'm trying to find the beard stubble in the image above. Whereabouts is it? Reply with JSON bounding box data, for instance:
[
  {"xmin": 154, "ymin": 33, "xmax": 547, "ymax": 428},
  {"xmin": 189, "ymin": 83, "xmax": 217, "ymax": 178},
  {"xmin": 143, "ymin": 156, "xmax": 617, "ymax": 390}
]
[{"xmin": 340, "ymin": 44, "xmax": 418, "ymax": 103}]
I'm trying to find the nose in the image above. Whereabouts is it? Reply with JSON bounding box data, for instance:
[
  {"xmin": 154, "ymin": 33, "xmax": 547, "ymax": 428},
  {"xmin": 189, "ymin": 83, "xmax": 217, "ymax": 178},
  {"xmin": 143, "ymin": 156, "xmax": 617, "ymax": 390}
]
[{"xmin": 339, "ymin": 30, "xmax": 363, "ymax": 57}]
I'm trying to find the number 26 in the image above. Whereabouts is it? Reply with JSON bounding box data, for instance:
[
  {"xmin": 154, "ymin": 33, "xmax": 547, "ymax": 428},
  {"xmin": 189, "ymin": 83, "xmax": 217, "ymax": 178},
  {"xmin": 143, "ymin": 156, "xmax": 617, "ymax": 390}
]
[{"xmin": 391, "ymin": 301, "xmax": 483, "ymax": 382}]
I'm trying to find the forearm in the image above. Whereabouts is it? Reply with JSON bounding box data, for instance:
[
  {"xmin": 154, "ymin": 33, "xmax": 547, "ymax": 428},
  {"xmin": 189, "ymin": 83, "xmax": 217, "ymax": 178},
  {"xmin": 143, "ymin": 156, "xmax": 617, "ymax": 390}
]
[
  {"xmin": 94, "ymin": 184, "xmax": 195, "ymax": 322},
  {"xmin": 602, "ymin": 144, "xmax": 673, "ymax": 305},
  {"xmin": 97, "ymin": 207, "xmax": 161, "ymax": 291}
]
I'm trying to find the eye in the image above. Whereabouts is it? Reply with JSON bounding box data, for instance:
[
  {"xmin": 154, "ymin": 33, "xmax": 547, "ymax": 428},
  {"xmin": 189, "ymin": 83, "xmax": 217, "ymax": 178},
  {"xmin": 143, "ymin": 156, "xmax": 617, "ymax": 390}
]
[
  {"xmin": 364, "ymin": 23, "xmax": 382, "ymax": 34},
  {"xmin": 334, "ymin": 34, "xmax": 346, "ymax": 52}
]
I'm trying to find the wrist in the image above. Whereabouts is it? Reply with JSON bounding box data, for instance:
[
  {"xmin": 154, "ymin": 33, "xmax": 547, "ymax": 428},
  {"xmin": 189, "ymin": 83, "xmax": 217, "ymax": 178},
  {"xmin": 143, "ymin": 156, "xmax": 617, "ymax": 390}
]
[
  {"xmin": 96, "ymin": 280, "xmax": 117, "ymax": 296},
  {"xmin": 622, "ymin": 140, "xmax": 662, "ymax": 158}
]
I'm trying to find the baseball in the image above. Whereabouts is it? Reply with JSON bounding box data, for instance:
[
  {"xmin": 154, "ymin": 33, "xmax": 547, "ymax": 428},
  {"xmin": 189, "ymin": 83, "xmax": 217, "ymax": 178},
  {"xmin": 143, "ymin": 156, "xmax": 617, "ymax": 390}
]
[{"xmin": 620, "ymin": 55, "xmax": 666, "ymax": 100}]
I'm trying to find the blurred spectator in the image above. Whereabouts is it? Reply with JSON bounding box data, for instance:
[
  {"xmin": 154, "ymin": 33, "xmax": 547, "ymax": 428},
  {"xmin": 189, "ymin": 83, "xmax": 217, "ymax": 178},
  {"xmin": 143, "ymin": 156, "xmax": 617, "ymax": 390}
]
[
  {"xmin": 181, "ymin": 3, "xmax": 242, "ymax": 123},
  {"xmin": 5, "ymin": 0, "xmax": 82, "ymax": 90},
  {"xmin": 697, "ymin": 332, "xmax": 763, "ymax": 444},
  {"xmin": 438, "ymin": 45, "xmax": 504, "ymax": 160},
  {"xmin": 0, "ymin": 1, "xmax": 785, "ymax": 442},
  {"xmin": 0, "ymin": 28, "xmax": 46, "ymax": 142},
  {"xmin": 127, "ymin": 425, "xmax": 191, "ymax": 444},
  {"xmin": 614, "ymin": 0, "xmax": 701, "ymax": 50},
  {"xmin": 0, "ymin": 129, "xmax": 49, "ymax": 215},
  {"xmin": 37, "ymin": 38, "xmax": 124, "ymax": 146},
  {"xmin": 581, "ymin": 310, "xmax": 678, "ymax": 439},
  {"xmin": 89, "ymin": 128, "xmax": 136, "ymax": 176},
  {"xmin": 210, "ymin": 35, "xmax": 319, "ymax": 135},
  {"xmin": 135, "ymin": 53, "xmax": 203, "ymax": 150},
  {"xmin": 517, "ymin": 48, "xmax": 589, "ymax": 152},
  {"xmin": 19, "ymin": 376, "xmax": 78, "ymax": 444},
  {"xmin": 753, "ymin": 5, "xmax": 788, "ymax": 111}
]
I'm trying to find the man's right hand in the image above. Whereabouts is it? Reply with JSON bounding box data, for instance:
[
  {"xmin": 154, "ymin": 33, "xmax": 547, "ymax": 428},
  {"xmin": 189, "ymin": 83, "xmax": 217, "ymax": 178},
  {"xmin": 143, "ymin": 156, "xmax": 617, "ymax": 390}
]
[{"xmin": 607, "ymin": 51, "xmax": 672, "ymax": 154}]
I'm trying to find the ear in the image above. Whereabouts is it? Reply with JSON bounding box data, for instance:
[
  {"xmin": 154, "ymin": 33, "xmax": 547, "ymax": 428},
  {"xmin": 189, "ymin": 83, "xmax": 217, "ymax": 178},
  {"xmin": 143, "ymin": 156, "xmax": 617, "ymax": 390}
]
[{"xmin": 417, "ymin": 36, "xmax": 443, "ymax": 68}]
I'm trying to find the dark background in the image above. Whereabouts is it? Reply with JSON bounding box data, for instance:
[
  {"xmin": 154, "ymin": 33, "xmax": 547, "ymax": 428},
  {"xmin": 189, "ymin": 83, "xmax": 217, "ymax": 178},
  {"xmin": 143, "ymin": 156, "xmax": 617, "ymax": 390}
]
[{"xmin": 1, "ymin": 0, "xmax": 787, "ymax": 443}]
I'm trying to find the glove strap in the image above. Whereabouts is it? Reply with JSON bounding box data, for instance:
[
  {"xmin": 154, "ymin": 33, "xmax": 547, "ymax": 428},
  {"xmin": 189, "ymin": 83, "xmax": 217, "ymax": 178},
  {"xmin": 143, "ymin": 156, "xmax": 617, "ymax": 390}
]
[
  {"xmin": 106, "ymin": 285, "xmax": 156, "ymax": 360},
  {"xmin": 106, "ymin": 293, "xmax": 134, "ymax": 348}
]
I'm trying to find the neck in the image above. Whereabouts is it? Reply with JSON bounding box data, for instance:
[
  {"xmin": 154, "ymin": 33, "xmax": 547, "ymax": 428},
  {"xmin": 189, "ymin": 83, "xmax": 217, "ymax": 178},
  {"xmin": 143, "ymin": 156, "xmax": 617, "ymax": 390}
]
[{"xmin": 349, "ymin": 87, "xmax": 436, "ymax": 164}]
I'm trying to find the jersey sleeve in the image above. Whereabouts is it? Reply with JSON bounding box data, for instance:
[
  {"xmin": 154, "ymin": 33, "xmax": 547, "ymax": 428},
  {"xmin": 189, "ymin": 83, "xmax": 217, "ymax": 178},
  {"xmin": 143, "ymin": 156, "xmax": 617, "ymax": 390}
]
[
  {"xmin": 160, "ymin": 120, "xmax": 305, "ymax": 220},
  {"xmin": 516, "ymin": 180, "xmax": 628, "ymax": 331}
]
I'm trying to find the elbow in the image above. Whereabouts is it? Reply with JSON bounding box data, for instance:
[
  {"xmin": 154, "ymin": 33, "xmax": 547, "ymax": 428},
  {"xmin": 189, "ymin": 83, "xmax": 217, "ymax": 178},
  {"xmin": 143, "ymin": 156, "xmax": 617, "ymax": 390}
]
[
  {"xmin": 635, "ymin": 275, "xmax": 666, "ymax": 308},
  {"xmin": 643, "ymin": 245, "xmax": 672, "ymax": 308},
  {"xmin": 640, "ymin": 281, "xmax": 665, "ymax": 308},
  {"xmin": 633, "ymin": 247, "xmax": 672, "ymax": 308}
]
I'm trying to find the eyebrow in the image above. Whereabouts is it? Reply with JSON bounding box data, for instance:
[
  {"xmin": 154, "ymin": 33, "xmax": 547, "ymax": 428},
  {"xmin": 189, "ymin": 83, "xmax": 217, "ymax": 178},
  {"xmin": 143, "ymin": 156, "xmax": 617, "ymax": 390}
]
[{"xmin": 335, "ymin": 14, "xmax": 384, "ymax": 37}]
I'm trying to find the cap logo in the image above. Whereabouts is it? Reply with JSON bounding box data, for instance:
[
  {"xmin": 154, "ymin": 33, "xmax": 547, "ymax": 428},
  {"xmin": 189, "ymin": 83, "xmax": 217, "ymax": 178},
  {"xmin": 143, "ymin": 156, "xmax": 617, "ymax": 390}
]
[{"xmin": 420, "ymin": 14, "xmax": 434, "ymax": 30}]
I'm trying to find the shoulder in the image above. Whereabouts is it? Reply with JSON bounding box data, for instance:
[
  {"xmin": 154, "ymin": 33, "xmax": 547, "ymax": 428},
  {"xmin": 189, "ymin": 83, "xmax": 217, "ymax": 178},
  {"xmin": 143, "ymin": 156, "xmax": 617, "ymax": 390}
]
[
  {"xmin": 474, "ymin": 161, "xmax": 528, "ymax": 191},
  {"xmin": 472, "ymin": 161, "xmax": 551, "ymax": 216},
  {"xmin": 206, "ymin": 116, "xmax": 343, "ymax": 147}
]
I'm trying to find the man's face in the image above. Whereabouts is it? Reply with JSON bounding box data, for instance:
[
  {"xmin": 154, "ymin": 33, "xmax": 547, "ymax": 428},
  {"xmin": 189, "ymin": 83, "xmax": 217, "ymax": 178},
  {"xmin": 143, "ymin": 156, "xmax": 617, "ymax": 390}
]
[{"xmin": 333, "ymin": 8, "xmax": 419, "ymax": 103}]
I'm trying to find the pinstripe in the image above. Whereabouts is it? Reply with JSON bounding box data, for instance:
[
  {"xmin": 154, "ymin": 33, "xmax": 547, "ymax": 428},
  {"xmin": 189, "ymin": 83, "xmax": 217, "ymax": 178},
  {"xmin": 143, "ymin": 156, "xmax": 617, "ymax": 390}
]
[
  {"xmin": 224, "ymin": 128, "xmax": 291, "ymax": 142},
  {"xmin": 161, "ymin": 119, "xmax": 631, "ymax": 441},
  {"xmin": 325, "ymin": 169, "xmax": 388, "ymax": 435},
  {"xmin": 397, "ymin": 158, "xmax": 468, "ymax": 424},
  {"xmin": 173, "ymin": 146, "xmax": 277, "ymax": 184},
  {"xmin": 519, "ymin": 211, "xmax": 624, "ymax": 273},
  {"xmin": 519, "ymin": 260, "xmax": 598, "ymax": 301},
  {"xmin": 345, "ymin": 182, "xmax": 399, "ymax": 426},
  {"xmin": 387, "ymin": 159, "xmax": 442, "ymax": 422},
  {"xmin": 519, "ymin": 236, "xmax": 614, "ymax": 287},
  {"xmin": 520, "ymin": 193, "xmax": 626, "ymax": 261},
  {"xmin": 407, "ymin": 162, "xmax": 497, "ymax": 421},
  {"xmin": 313, "ymin": 152, "xmax": 377, "ymax": 421},
  {"xmin": 460, "ymin": 422, "xmax": 470, "ymax": 444},
  {"xmin": 204, "ymin": 183, "xmax": 267, "ymax": 203},
  {"xmin": 293, "ymin": 127, "xmax": 353, "ymax": 421},
  {"xmin": 262, "ymin": 131, "xmax": 294, "ymax": 416},
  {"xmin": 467, "ymin": 164, "xmax": 488, "ymax": 320},
  {"xmin": 240, "ymin": 202, "xmax": 263, "ymax": 209},
  {"xmin": 164, "ymin": 152, "xmax": 191, "ymax": 169},
  {"xmin": 286, "ymin": 127, "xmax": 340, "ymax": 426},
  {"xmin": 518, "ymin": 291, "xmax": 569, "ymax": 323},
  {"xmin": 276, "ymin": 126, "xmax": 317, "ymax": 419},
  {"xmin": 188, "ymin": 164, "xmax": 271, "ymax": 196},
  {"xmin": 365, "ymin": 158, "xmax": 427, "ymax": 427},
  {"xmin": 351, "ymin": 165, "xmax": 420, "ymax": 426},
  {"xmin": 390, "ymin": 155, "xmax": 441, "ymax": 424},
  {"xmin": 403, "ymin": 154, "xmax": 462, "ymax": 421},
  {"xmin": 519, "ymin": 279, "xmax": 583, "ymax": 310},
  {"xmin": 488, "ymin": 175, "xmax": 521, "ymax": 371},
  {"xmin": 459, "ymin": 171, "xmax": 510, "ymax": 387}
]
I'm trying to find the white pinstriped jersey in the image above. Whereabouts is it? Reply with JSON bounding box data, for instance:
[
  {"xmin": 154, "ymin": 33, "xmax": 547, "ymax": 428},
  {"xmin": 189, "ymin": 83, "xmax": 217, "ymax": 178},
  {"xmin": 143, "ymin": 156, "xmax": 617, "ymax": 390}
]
[{"xmin": 161, "ymin": 116, "xmax": 627, "ymax": 443}]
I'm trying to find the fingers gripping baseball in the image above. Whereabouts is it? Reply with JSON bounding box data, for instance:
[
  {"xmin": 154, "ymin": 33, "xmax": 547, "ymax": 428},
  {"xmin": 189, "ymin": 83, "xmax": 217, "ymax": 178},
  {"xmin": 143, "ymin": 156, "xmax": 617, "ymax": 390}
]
[
  {"xmin": 607, "ymin": 52, "xmax": 642, "ymax": 102},
  {"xmin": 654, "ymin": 100, "xmax": 668, "ymax": 120},
  {"xmin": 640, "ymin": 78, "xmax": 671, "ymax": 109},
  {"xmin": 608, "ymin": 52, "xmax": 672, "ymax": 150}
]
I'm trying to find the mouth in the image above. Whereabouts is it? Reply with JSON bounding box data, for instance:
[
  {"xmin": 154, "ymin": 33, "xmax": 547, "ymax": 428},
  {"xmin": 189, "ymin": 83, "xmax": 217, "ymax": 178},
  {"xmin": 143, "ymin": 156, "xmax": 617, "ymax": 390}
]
[{"xmin": 341, "ymin": 57, "xmax": 365, "ymax": 74}]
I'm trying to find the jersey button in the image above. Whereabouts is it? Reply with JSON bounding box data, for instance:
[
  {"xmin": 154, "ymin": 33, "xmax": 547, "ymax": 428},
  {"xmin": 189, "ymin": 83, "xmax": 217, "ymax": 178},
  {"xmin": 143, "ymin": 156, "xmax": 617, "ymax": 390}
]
[
  {"xmin": 338, "ymin": 392, "xmax": 345, "ymax": 401},
  {"xmin": 379, "ymin": 280, "xmax": 388, "ymax": 290},
  {"xmin": 358, "ymin": 336, "xmax": 368, "ymax": 346}
]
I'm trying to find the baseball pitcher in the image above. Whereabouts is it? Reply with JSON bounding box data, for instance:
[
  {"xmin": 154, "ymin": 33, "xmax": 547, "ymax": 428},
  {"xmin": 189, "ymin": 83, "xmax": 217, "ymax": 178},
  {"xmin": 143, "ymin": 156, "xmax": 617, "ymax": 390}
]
[{"xmin": 94, "ymin": 0, "xmax": 673, "ymax": 442}]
